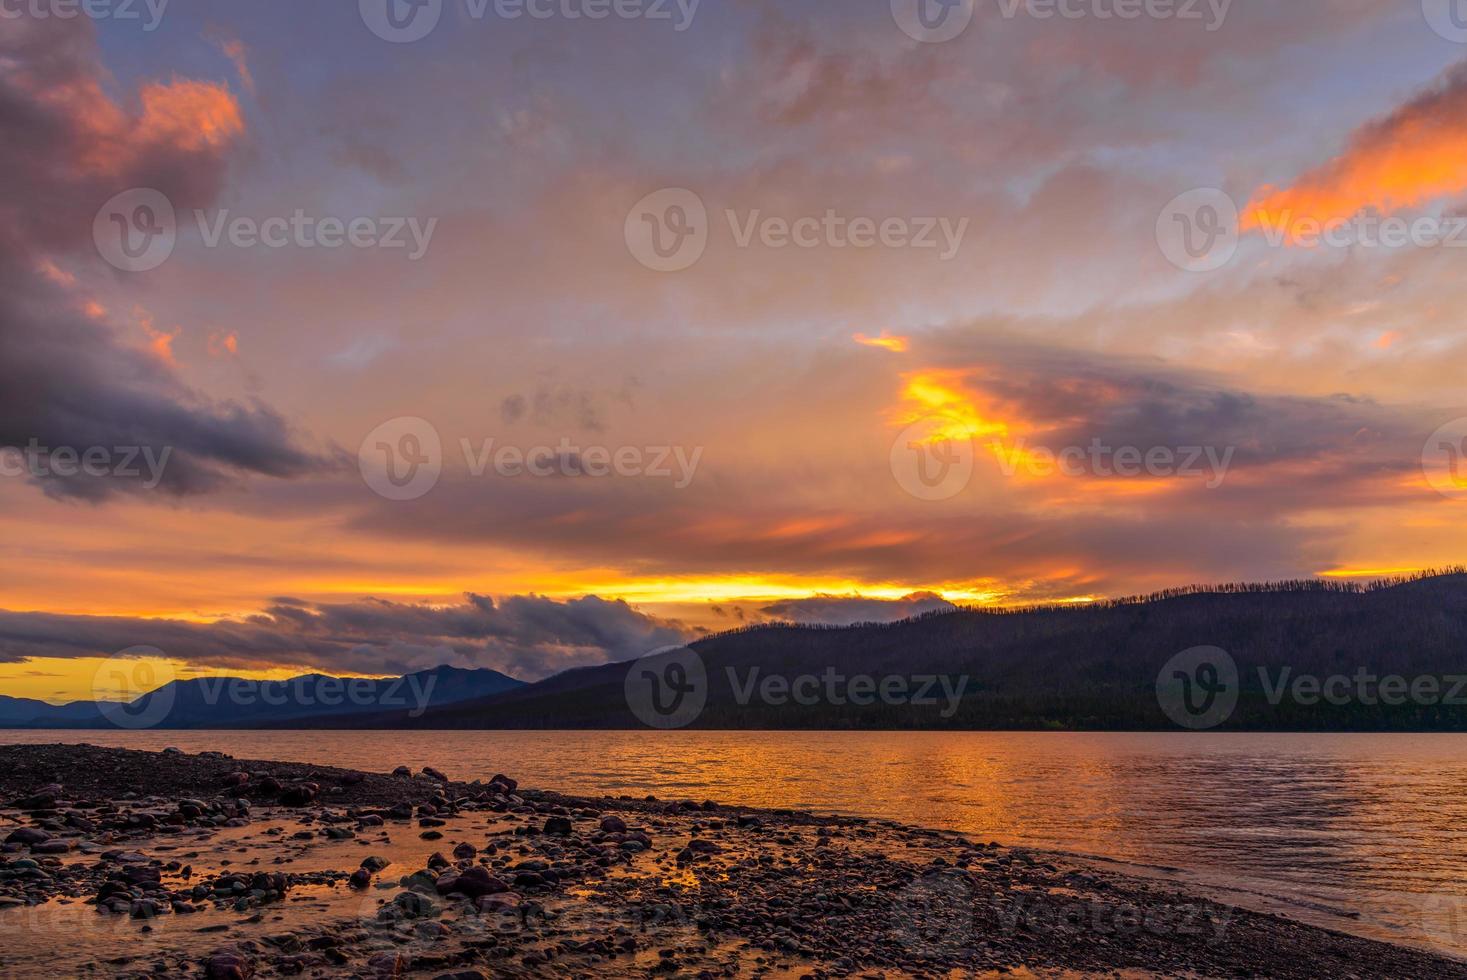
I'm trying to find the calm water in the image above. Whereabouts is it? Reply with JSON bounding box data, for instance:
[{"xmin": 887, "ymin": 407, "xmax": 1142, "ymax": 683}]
[{"xmin": 5, "ymin": 730, "xmax": 1467, "ymax": 958}]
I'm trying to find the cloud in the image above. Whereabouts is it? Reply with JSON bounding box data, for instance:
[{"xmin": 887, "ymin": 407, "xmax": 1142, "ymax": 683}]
[
  {"xmin": 1244, "ymin": 60, "xmax": 1467, "ymax": 234},
  {"xmin": 0, "ymin": 593, "xmax": 695, "ymax": 682},
  {"xmin": 759, "ymin": 592, "xmax": 956, "ymax": 626},
  {"xmin": 0, "ymin": 18, "xmax": 331, "ymax": 500}
]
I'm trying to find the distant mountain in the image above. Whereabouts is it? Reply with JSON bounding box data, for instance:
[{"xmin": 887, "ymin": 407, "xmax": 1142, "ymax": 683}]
[
  {"xmin": 0, "ymin": 665, "xmax": 523, "ymax": 729},
  {"xmin": 336, "ymin": 571, "xmax": 1467, "ymax": 731},
  {"xmin": 0, "ymin": 695, "xmax": 107, "ymax": 726}
]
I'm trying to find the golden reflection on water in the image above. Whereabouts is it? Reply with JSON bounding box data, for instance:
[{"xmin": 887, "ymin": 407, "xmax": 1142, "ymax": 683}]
[{"xmin": 6, "ymin": 729, "xmax": 1467, "ymax": 954}]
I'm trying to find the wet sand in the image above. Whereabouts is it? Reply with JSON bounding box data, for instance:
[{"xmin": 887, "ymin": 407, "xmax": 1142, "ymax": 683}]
[{"xmin": 0, "ymin": 743, "xmax": 1462, "ymax": 979}]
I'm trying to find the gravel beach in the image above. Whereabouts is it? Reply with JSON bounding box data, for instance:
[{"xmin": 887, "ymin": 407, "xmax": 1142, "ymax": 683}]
[{"xmin": 0, "ymin": 743, "xmax": 1461, "ymax": 979}]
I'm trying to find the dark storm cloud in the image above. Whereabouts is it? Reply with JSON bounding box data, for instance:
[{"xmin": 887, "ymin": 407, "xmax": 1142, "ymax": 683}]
[
  {"xmin": 0, "ymin": 18, "xmax": 332, "ymax": 501},
  {"xmin": 0, "ymin": 593, "xmax": 694, "ymax": 681}
]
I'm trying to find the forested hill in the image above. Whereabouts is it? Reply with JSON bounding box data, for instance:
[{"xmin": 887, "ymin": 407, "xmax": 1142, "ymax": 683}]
[{"xmin": 320, "ymin": 570, "xmax": 1467, "ymax": 731}]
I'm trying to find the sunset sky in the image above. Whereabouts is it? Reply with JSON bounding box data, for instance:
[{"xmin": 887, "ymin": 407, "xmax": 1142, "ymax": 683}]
[{"xmin": 5, "ymin": 0, "xmax": 1467, "ymax": 702}]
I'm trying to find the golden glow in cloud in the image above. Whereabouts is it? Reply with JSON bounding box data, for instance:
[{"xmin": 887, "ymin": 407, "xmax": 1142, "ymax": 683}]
[
  {"xmin": 893, "ymin": 369, "xmax": 1012, "ymax": 443},
  {"xmin": 853, "ymin": 331, "xmax": 910, "ymax": 353}
]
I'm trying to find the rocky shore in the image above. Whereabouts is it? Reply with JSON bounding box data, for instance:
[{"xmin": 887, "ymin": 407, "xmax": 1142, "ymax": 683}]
[{"xmin": 0, "ymin": 743, "xmax": 1462, "ymax": 978}]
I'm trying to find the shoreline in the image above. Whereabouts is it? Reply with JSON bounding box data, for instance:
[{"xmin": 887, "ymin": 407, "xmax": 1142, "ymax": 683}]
[{"xmin": 0, "ymin": 743, "xmax": 1462, "ymax": 978}]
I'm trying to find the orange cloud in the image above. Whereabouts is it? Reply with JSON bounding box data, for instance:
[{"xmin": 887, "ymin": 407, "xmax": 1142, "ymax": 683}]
[
  {"xmin": 136, "ymin": 77, "xmax": 245, "ymax": 152},
  {"xmin": 853, "ymin": 331, "xmax": 910, "ymax": 353},
  {"xmin": 135, "ymin": 307, "xmax": 179, "ymax": 366},
  {"xmin": 1243, "ymin": 63, "xmax": 1467, "ymax": 235},
  {"xmin": 209, "ymin": 330, "xmax": 239, "ymax": 357},
  {"xmin": 213, "ymin": 37, "xmax": 256, "ymax": 96}
]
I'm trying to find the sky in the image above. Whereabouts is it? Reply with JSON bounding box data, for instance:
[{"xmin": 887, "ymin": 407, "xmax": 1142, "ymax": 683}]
[{"xmin": 5, "ymin": 0, "xmax": 1467, "ymax": 701}]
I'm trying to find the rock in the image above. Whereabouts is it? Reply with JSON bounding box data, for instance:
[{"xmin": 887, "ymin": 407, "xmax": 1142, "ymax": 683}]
[
  {"xmin": 422, "ymin": 766, "xmax": 448, "ymax": 782},
  {"xmin": 368, "ymin": 951, "xmax": 409, "ymax": 975},
  {"xmin": 349, "ymin": 868, "xmax": 373, "ymax": 889},
  {"xmin": 205, "ymin": 948, "xmax": 255, "ymax": 980},
  {"xmin": 392, "ymin": 890, "xmax": 436, "ymax": 918},
  {"xmin": 543, "ymin": 817, "xmax": 574, "ymax": 836},
  {"xmin": 600, "ymin": 815, "xmax": 627, "ymax": 833},
  {"xmin": 489, "ymin": 773, "xmax": 517, "ymax": 792},
  {"xmin": 392, "ymin": 766, "xmax": 413, "ymax": 778},
  {"xmin": 401, "ymin": 870, "xmax": 439, "ymax": 893},
  {"xmin": 449, "ymin": 867, "xmax": 509, "ymax": 899},
  {"xmin": 278, "ymin": 783, "xmax": 318, "ymax": 807},
  {"xmin": 13, "ymin": 793, "xmax": 57, "ymax": 810},
  {"xmin": 361, "ymin": 856, "xmax": 390, "ymax": 872},
  {"xmin": 4, "ymin": 828, "xmax": 51, "ymax": 847},
  {"xmin": 452, "ymin": 842, "xmax": 477, "ymax": 860},
  {"xmin": 475, "ymin": 892, "xmax": 521, "ymax": 913},
  {"xmin": 222, "ymin": 772, "xmax": 250, "ymax": 788}
]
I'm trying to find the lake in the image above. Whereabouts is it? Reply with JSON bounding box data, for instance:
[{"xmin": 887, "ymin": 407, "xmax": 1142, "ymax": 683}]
[{"xmin": 4, "ymin": 729, "xmax": 1466, "ymax": 959}]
